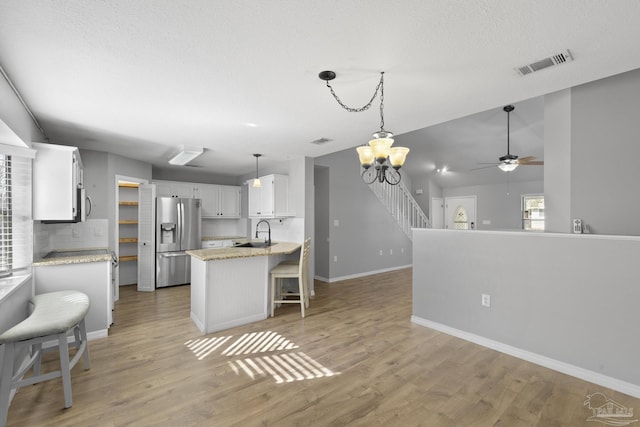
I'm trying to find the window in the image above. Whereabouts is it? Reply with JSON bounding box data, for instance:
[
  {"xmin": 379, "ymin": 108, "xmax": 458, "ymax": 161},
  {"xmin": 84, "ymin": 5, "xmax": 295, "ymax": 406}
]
[
  {"xmin": 522, "ymin": 194, "xmax": 544, "ymax": 231},
  {"xmin": 0, "ymin": 153, "xmax": 32, "ymax": 276}
]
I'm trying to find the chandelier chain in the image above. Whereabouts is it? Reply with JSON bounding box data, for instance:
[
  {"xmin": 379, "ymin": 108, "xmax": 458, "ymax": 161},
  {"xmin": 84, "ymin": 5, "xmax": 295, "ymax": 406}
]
[{"xmin": 325, "ymin": 72, "xmax": 386, "ymax": 130}]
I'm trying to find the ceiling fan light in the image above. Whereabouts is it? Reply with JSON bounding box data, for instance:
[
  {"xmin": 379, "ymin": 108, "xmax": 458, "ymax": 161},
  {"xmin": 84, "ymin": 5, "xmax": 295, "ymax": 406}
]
[
  {"xmin": 356, "ymin": 146, "xmax": 375, "ymax": 167},
  {"xmin": 369, "ymin": 137, "xmax": 393, "ymax": 162},
  {"xmin": 498, "ymin": 163, "xmax": 518, "ymax": 172},
  {"xmin": 389, "ymin": 147, "xmax": 410, "ymax": 168}
]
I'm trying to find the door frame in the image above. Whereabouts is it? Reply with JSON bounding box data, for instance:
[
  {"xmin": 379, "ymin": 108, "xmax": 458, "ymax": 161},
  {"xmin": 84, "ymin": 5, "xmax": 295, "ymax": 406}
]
[{"xmin": 444, "ymin": 195, "xmax": 477, "ymax": 230}]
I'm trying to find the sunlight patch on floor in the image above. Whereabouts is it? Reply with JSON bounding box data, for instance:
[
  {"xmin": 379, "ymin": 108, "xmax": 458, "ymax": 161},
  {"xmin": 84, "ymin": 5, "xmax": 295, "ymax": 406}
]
[
  {"xmin": 228, "ymin": 352, "xmax": 339, "ymax": 383},
  {"xmin": 222, "ymin": 331, "xmax": 298, "ymax": 356},
  {"xmin": 184, "ymin": 335, "xmax": 233, "ymax": 360},
  {"xmin": 185, "ymin": 330, "xmax": 339, "ymax": 383}
]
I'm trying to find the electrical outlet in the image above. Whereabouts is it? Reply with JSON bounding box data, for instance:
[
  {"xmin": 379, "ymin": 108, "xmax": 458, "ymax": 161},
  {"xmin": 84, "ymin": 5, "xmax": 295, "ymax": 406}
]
[
  {"xmin": 481, "ymin": 294, "xmax": 491, "ymax": 307},
  {"xmin": 401, "ymin": 247, "xmax": 404, "ymax": 254},
  {"xmin": 333, "ymin": 255, "xmax": 337, "ymax": 263},
  {"xmin": 72, "ymin": 228, "xmax": 80, "ymax": 238},
  {"xmin": 379, "ymin": 250, "xmax": 383, "ymax": 256},
  {"xmin": 389, "ymin": 249, "xmax": 393, "ymax": 255}
]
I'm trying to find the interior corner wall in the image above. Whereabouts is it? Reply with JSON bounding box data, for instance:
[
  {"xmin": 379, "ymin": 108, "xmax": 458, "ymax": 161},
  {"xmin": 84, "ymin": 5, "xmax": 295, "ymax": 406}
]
[
  {"xmin": 315, "ymin": 148, "xmax": 412, "ymax": 280},
  {"xmin": 570, "ymin": 68, "xmax": 640, "ymax": 236},
  {"xmin": 543, "ymin": 90, "xmax": 572, "ymax": 233},
  {"xmin": 314, "ymin": 166, "xmax": 330, "ymax": 279},
  {"xmin": 0, "ymin": 71, "xmax": 45, "ymax": 144},
  {"xmin": 79, "ymin": 149, "xmax": 109, "ymax": 219}
]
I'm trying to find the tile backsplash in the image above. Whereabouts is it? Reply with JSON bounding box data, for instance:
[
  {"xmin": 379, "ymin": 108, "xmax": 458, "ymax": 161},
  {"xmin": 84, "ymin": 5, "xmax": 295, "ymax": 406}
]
[{"xmin": 33, "ymin": 219, "xmax": 109, "ymax": 259}]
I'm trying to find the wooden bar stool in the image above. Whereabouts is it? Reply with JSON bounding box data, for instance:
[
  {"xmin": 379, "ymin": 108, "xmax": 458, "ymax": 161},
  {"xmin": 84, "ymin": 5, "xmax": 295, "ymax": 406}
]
[
  {"xmin": 0, "ymin": 290, "xmax": 91, "ymax": 426},
  {"xmin": 270, "ymin": 238, "xmax": 311, "ymax": 317}
]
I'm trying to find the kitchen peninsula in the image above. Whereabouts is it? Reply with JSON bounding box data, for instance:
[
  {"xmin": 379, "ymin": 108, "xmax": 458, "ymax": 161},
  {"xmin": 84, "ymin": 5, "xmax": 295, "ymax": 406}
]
[{"xmin": 186, "ymin": 242, "xmax": 301, "ymax": 333}]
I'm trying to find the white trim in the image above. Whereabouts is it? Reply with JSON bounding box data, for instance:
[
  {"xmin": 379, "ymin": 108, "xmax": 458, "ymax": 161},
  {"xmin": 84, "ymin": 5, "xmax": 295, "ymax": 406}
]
[
  {"xmin": 0, "ymin": 142, "xmax": 36, "ymax": 158},
  {"xmin": 411, "ymin": 315, "xmax": 640, "ymax": 399},
  {"xmin": 317, "ymin": 264, "xmax": 412, "ymax": 283}
]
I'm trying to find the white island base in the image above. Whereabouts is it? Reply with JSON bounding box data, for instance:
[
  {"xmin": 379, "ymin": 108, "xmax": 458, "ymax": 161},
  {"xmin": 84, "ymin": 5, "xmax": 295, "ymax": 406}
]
[{"xmin": 188, "ymin": 242, "xmax": 299, "ymax": 334}]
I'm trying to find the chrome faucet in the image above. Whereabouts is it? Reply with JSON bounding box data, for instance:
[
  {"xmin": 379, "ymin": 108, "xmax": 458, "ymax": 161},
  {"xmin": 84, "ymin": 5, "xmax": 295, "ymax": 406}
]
[{"xmin": 255, "ymin": 220, "xmax": 271, "ymax": 246}]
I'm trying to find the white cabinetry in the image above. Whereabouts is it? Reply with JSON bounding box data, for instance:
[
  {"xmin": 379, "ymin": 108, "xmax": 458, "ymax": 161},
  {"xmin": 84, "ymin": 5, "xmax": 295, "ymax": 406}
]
[
  {"xmin": 248, "ymin": 174, "xmax": 293, "ymax": 218},
  {"xmin": 154, "ymin": 181, "xmax": 241, "ymax": 218},
  {"xmin": 200, "ymin": 184, "xmax": 241, "ymax": 218},
  {"xmin": 32, "ymin": 142, "xmax": 83, "ymax": 221},
  {"xmin": 34, "ymin": 261, "xmax": 112, "ymax": 337},
  {"xmin": 154, "ymin": 180, "xmax": 195, "ymax": 198}
]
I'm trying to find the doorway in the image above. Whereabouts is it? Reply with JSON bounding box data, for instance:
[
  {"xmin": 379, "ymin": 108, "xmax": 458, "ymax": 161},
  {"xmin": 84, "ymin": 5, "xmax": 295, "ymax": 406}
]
[
  {"xmin": 444, "ymin": 196, "xmax": 477, "ymax": 230},
  {"xmin": 431, "ymin": 197, "xmax": 444, "ymax": 229}
]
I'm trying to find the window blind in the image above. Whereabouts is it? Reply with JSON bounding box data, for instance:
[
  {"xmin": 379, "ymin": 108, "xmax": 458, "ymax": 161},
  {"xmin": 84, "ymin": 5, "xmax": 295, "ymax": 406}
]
[{"xmin": 0, "ymin": 153, "xmax": 32, "ymax": 276}]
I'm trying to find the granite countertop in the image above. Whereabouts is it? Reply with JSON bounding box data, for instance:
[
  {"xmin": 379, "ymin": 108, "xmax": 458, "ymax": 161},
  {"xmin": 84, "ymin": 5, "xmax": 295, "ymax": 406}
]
[
  {"xmin": 187, "ymin": 241, "xmax": 301, "ymax": 261},
  {"xmin": 32, "ymin": 248, "xmax": 112, "ymax": 267},
  {"xmin": 201, "ymin": 236, "xmax": 246, "ymax": 241}
]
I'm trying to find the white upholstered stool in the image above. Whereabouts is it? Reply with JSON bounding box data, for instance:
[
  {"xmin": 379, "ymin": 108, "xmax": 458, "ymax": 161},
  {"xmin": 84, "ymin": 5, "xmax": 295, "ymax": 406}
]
[{"xmin": 0, "ymin": 290, "xmax": 91, "ymax": 426}]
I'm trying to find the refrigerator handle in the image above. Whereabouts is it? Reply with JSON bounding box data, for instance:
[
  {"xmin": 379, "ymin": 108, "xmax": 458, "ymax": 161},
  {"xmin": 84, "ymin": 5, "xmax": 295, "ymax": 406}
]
[{"xmin": 177, "ymin": 202, "xmax": 183, "ymax": 247}]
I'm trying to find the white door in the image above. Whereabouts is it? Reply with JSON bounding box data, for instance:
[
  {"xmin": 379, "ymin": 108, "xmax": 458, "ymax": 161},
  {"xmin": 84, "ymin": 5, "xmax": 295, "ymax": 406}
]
[
  {"xmin": 138, "ymin": 183, "xmax": 156, "ymax": 292},
  {"xmin": 431, "ymin": 197, "xmax": 444, "ymax": 229},
  {"xmin": 445, "ymin": 196, "xmax": 477, "ymax": 230}
]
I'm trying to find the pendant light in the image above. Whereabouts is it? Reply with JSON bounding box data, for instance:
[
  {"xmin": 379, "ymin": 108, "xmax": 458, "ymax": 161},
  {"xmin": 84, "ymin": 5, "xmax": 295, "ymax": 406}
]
[
  {"xmin": 252, "ymin": 154, "xmax": 262, "ymax": 188},
  {"xmin": 319, "ymin": 71, "xmax": 409, "ymax": 185}
]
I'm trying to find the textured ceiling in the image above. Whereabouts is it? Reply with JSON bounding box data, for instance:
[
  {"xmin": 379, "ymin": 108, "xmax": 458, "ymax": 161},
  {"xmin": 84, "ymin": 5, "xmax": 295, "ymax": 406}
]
[{"xmin": 1, "ymin": 1, "xmax": 640, "ymax": 186}]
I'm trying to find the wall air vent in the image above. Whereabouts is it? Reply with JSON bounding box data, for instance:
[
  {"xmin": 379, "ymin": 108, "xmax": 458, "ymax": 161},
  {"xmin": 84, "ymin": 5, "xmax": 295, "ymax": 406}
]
[
  {"xmin": 515, "ymin": 50, "xmax": 573, "ymax": 76},
  {"xmin": 310, "ymin": 137, "xmax": 332, "ymax": 145}
]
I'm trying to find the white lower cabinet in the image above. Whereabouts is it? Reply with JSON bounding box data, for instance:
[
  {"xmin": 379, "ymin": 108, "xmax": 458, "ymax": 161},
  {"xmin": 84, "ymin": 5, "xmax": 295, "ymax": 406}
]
[{"xmin": 33, "ymin": 261, "xmax": 112, "ymax": 338}]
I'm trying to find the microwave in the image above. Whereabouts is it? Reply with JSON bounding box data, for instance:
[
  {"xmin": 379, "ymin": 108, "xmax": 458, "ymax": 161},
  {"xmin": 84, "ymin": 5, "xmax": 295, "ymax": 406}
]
[{"xmin": 42, "ymin": 188, "xmax": 89, "ymax": 223}]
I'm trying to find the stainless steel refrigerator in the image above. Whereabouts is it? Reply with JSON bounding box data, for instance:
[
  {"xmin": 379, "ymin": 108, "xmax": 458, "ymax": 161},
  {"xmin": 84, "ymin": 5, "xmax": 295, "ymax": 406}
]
[{"xmin": 156, "ymin": 197, "xmax": 201, "ymax": 288}]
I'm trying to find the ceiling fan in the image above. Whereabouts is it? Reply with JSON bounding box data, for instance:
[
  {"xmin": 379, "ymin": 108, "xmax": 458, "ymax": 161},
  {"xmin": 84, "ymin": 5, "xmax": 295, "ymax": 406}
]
[{"xmin": 474, "ymin": 105, "xmax": 543, "ymax": 172}]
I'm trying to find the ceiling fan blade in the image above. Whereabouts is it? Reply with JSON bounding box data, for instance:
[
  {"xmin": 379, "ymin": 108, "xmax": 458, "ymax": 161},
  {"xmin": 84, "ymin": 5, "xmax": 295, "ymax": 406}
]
[
  {"xmin": 517, "ymin": 156, "xmax": 536, "ymax": 163},
  {"xmin": 519, "ymin": 161, "xmax": 544, "ymax": 165},
  {"xmin": 470, "ymin": 164, "xmax": 499, "ymax": 171}
]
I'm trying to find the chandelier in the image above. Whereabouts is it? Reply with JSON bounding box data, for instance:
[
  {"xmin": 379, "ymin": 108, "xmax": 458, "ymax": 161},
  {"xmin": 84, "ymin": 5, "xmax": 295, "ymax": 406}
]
[{"xmin": 319, "ymin": 71, "xmax": 409, "ymax": 185}]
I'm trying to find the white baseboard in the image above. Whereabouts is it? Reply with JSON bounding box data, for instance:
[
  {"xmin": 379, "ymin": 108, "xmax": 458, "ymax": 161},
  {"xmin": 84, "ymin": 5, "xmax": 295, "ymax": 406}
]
[
  {"xmin": 315, "ymin": 265, "xmax": 412, "ymax": 284},
  {"xmin": 411, "ymin": 315, "xmax": 640, "ymax": 399}
]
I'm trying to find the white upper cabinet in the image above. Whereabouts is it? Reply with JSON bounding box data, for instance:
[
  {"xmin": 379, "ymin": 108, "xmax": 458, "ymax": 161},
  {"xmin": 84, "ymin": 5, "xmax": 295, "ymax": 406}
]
[
  {"xmin": 32, "ymin": 142, "xmax": 84, "ymax": 221},
  {"xmin": 248, "ymin": 174, "xmax": 293, "ymax": 218},
  {"xmin": 199, "ymin": 184, "xmax": 240, "ymax": 218},
  {"xmin": 153, "ymin": 180, "xmax": 241, "ymax": 219}
]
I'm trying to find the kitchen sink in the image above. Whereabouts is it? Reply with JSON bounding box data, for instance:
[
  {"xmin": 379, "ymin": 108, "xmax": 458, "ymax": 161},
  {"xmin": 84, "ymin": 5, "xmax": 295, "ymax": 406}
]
[{"xmin": 233, "ymin": 242, "xmax": 273, "ymax": 248}]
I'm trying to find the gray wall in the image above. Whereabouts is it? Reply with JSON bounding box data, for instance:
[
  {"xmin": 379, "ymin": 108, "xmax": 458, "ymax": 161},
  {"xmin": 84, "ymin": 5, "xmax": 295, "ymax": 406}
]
[
  {"xmin": 570, "ymin": 68, "xmax": 640, "ymax": 235},
  {"xmin": 314, "ymin": 166, "xmax": 330, "ymax": 279},
  {"xmin": 543, "ymin": 89, "xmax": 572, "ymax": 233},
  {"xmin": 412, "ymin": 229, "xmax": 640, "ymax": 391},
  {"xmin": 315, "ymin": 147, "xmax": 412, "ymax": 280},
  {"xmin": 443, "ymin": 180, "xmax": 543, "ymax": 230},
  {"xmin": 152, "ymin": 166, "xmax": 239, "ymax": 186},
  {"xmin": 80, "ymin": 149, "xmax": 109, "ymax": 219}
]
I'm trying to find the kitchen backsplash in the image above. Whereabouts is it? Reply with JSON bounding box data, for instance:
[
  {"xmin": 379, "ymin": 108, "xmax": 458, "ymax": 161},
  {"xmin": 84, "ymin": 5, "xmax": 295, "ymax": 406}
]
[
  {"xmin": 201, "ymin": 218, "xmax": 247, "ymax": 238},
  {"xmin": 250, "ymin": 217, "xmax": 305, "ymax": 243},
  {"xmin": 33, "ymin": 219, "xmax": 109, "ymax": 259}
]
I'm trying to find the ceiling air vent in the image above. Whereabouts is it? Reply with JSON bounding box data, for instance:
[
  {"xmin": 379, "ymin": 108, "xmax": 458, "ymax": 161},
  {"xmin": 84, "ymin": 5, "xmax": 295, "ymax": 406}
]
[
  {"xmin": 515, "ymin": 50, "xmax": 573, "ymax": 76},
  {"xmin": 310, "ymin": 137, "xmax": 332, "ymax": 145}
]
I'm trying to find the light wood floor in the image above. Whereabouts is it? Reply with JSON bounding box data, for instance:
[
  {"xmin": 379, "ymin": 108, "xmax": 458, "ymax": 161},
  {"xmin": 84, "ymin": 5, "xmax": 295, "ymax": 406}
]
[{"xmin": 5, "ymin": 268, "xmax": 640, "ymax": 426}]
